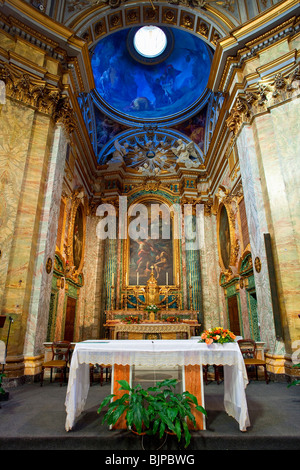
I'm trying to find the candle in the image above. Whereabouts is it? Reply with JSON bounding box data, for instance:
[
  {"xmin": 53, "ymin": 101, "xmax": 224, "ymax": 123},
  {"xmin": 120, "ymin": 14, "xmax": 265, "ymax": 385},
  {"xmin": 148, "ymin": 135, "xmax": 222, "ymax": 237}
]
[
  {"xmin": 137, "ymin": 272, "xmax": 139, "ymax": 285},
  {"xmin": 166, "ymin": 272, "xmax": 168, "ymax": 286},
  {"xmin": 177, "ymin": 273, "xmax": 179, "ymax": 285},
  {"xmin": 126, "ymin": 273, "xmax": 128, "ymax": 285},
  {"xmin": 112, "ymin": 272, "xmax": 114, "ymax": 286},
  {"xmin": 189, "ymin": 273, "xmax": 191, "ymax": 284}
]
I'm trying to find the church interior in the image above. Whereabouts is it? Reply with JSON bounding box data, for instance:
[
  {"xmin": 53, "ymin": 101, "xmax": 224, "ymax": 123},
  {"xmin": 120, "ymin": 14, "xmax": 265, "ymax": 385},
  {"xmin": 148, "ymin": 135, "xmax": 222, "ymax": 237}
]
[{"xmin": 0, "ymin": 0, "xmax": 299, "ymax": 451}]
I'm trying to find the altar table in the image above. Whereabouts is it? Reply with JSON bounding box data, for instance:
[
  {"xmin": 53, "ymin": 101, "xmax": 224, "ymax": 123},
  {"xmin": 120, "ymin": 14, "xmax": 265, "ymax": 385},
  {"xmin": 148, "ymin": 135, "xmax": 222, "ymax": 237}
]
[{"xmin": 65, "ymin": 339, "xmax": 250, "ymax": 433}]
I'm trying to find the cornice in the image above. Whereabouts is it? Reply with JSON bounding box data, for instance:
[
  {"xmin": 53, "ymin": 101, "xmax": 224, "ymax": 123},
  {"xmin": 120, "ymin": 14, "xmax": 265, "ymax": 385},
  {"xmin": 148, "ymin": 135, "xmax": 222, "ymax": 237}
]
[
  {"xmin": 0, "ymin": 60, "xmax": 77, "ymax": 134},
  {"xmin": 208, "ymin": 0, "xmax": 300, "ymax": 92},
  {"xmin": 226, "ymin": 63, "xmax": 300, "ymax": 137},
  {"xmin": 0, "ymin": 0, "xmax": 95, "ymax": 92}
]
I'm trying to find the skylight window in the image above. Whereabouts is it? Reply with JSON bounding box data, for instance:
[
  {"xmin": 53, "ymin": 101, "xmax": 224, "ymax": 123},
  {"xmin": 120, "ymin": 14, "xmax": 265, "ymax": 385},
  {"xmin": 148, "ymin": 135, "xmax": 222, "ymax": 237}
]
[{"xmin": 133, "ymin": 26, "xmax": 167, "ymax": 58}]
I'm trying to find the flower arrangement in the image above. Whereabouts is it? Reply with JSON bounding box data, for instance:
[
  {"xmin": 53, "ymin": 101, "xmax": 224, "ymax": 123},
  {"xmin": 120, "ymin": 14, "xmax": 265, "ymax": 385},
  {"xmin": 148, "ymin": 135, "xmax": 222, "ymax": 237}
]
[
  {"xmin": 123, "ymin": 316, "xmax": 140, "ymax": 324},
  {"xmin": 199, "ymin": 327, "xmax": 236, "ymax": 345},
  {"xmin": 145, "ymin": 305, "xmax": 159, "ymax": 314},
  {"xmin": 165, "ymin": 316, "xmax": 180, "ymax": 323}
]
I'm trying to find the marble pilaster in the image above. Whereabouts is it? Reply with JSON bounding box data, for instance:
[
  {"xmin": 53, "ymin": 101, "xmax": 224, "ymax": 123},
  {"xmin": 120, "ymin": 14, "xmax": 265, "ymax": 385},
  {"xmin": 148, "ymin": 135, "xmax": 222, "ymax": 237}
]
[{"xmin": 24, "ymin": 124, "xmax": 69, "ymax": 361}]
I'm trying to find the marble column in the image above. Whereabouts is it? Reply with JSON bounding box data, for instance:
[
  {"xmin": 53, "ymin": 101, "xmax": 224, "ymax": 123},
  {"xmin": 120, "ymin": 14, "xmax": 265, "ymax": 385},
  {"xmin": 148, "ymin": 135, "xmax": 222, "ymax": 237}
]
[
  {"xmin": 23, "ymin": 124, "xmax": 69, "ymax": 367},
  {"xmin": 236, "ymin": 124, "xmax": 279, "ymax": 353}
]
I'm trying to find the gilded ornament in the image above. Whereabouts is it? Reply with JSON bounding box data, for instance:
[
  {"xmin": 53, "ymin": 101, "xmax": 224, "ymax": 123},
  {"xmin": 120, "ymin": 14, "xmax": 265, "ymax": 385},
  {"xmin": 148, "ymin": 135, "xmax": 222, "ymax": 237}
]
[
  {"xmin": 254, "ymin": 257, "xmax": 261, "ymax": 273},
  {"xmin": 46, "ymin": 258, "xmax": 53, "ymax": 274}
]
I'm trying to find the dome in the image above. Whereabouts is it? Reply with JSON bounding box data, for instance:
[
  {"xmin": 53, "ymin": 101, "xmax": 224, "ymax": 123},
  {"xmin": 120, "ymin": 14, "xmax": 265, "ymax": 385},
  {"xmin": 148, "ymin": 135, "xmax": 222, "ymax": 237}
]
[{"xmin": 91, "ymin": 26, "xmax": 213, "ymax": 125}]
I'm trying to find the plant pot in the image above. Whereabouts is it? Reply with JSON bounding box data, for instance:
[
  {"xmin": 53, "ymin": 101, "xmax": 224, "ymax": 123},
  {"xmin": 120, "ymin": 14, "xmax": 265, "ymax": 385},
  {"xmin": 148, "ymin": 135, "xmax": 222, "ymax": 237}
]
[
  {"xmin": 0, "ymin": 316, "xmax": 6, "ymax": 328},
  {"xmin": 130, "ymin": 425, "xmax": 147, "ymax": 436},
  {"xmin": 0, "ymin": 392, "xmax": 9, "ymax": 401},
  {"xmin": 165, "ymin": 430, "xmax": 176, "ymax": 436}
]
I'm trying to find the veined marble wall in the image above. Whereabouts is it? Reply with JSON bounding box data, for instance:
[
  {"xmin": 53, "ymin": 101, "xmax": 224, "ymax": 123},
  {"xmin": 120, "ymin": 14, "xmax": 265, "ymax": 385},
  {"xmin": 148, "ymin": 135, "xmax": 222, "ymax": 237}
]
[
  {"xmin": 236, "ymin": 125, "xmax": 277, "ymax": 352},
  {"xmin": 24, "ymin": 124, "xmax": 69, "ymax": 360},
  {"xmin": 200, "ymin": 213, "xmax": 223, "ymax": 329},
  {"xmin": 0, "ymin": 99, "xmax": 59, "ymax": 375},
  {"xmin": 75, "ymin": 215, "xmax": 105, "ymax": 340},
  {"xmin": 252, "ymin": 98, "xmax": 300, "ymax": 353}
]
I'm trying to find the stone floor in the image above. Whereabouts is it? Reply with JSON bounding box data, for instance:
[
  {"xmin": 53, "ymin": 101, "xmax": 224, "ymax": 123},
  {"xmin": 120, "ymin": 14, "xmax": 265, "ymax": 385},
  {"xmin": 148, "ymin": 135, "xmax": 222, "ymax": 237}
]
[{"xmin": 0, "ymin": 374, "xmax": 299, "ymax": 451}]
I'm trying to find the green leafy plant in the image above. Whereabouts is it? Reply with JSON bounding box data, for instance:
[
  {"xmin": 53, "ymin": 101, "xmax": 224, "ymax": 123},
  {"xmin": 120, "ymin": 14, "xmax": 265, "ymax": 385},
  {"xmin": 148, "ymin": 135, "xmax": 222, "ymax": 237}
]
[
  {"xmin": 97, "ymin": 378, "xmax": 207, "ymax": 448},
  {"xmin": 97, "ymin": 380, "xmax": 152, "ymax": 435},
  {"xmin": 0, "ymin": 373, "xmax": 6, "ymax": 395},
  {"xmin": 287, "ymin": 363, "xmax": 300, "ymax": 388},
  {"xmin": 146, "ymin": 378, "xmax": 207, "ymax": 448}
]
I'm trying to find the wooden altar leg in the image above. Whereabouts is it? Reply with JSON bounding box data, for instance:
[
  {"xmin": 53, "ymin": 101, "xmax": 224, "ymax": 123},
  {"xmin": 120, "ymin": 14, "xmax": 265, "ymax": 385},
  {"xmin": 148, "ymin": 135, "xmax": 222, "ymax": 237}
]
[
  {"xmin": 111, "ymin": 364, "xmax": 131, "ymax": 430},
  {"xmin": 184, "ymin": 364, "xmax": 205, "ymax": 430}
]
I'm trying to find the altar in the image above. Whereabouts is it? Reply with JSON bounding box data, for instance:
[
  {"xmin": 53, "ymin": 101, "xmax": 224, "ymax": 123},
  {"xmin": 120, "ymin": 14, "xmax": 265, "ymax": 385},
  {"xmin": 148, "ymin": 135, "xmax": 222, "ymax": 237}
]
[
  {"xmin": 65, "ymin": 339, "xmax": 250, "ymax": 433},
  {"xmin": 105, "ymin": 266, "xmax": 201, "ymax": 339}
]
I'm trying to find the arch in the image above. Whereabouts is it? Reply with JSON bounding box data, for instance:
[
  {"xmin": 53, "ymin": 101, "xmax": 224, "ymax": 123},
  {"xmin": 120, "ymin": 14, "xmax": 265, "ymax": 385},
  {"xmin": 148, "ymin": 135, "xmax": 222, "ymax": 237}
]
[{"xmin": 65, "ymin": 1, "xmax": 238, "ymax": 52}]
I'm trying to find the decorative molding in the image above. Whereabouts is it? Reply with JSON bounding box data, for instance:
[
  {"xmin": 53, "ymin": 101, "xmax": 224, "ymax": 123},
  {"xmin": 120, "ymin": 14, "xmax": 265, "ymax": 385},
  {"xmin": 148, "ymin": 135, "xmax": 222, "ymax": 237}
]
[
  {"xmin": 0, "ymin": 62, "xmax": 77, "ymax": 134},
  {"xmin": 226, "ymin": 65, "xmax": 300, "ymax": 137}
]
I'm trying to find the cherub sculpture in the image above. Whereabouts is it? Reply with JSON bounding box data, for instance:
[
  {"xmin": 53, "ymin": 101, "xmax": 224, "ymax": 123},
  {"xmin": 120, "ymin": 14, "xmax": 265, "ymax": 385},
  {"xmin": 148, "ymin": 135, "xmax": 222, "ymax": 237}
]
[{"xmin": 171, "ymin": 139, "xmax": 201, "ymax": 168}]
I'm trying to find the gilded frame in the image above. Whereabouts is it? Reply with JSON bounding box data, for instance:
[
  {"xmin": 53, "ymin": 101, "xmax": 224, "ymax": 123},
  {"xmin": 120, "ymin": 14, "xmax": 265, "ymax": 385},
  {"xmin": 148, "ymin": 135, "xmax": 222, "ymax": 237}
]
[
  {"xmin": 216, "ymin": 201, "xmax": 237, "ymax": 272},
  {"xmin": 67, "ymin": 196, "xmax": 86, "ymax": 275},
  {"xmin": 124, "ymin": 194, "xmax": 179, "ymax": 288}
]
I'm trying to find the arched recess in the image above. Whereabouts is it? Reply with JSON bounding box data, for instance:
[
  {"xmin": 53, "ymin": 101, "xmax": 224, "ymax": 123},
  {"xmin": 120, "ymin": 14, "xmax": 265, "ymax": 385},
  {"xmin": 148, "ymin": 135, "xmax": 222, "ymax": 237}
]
[{"xmin": 65, "ymin": 1, "xmax": 238, "ymax": 52}]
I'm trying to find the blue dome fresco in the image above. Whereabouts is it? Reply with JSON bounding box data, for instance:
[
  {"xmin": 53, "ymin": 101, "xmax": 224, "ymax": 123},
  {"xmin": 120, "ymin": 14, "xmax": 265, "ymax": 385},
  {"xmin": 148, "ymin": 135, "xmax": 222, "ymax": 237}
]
[{"xmin": 91, "ymin": 27, "xmax": 213, "ymax": 124}]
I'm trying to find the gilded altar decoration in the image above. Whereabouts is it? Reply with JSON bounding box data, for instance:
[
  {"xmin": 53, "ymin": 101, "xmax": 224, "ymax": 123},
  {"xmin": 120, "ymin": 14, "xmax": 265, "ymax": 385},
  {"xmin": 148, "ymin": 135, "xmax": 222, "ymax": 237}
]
[
  {"xmin": 145, "ymin": 305, "xmax": 159, "ymax": 314},
  {"xmin": 123, "ymin": 316, "xmax": 140, "ymax": 324},
  {"xmin": 165, "ymin": 316, "xmax": 180, "ymax": 323},
  {"xmin": 199, "ymin": 327, "xmax": 236, "ymax": 345}
]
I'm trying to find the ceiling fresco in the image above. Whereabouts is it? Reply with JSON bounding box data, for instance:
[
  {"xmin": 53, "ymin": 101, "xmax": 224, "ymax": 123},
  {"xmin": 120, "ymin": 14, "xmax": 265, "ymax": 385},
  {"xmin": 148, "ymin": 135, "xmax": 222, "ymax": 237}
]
[{"xmin": 91, "ymin": 27, "xmax": 213, "ymax": 123}]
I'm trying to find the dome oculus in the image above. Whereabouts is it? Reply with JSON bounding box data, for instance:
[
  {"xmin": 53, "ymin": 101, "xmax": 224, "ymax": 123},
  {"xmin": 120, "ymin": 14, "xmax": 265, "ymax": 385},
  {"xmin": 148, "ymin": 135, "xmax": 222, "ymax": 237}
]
[{"xmin": 133, "ymin": 26, "xmax": 167, "ymax": 58}]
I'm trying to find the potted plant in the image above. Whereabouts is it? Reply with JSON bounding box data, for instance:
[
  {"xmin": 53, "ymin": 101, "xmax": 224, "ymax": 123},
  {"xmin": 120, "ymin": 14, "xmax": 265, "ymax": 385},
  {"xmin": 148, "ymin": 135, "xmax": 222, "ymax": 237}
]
[
  {"xmin": 0, "ymin": 373, "xmax": 9, "ymax": 401},
  {"xmin": 287, "ymin": 364, "xmax": 300, "ymax": 388},
  {"xmin": 97, "ymin": 380, "xmax": 152, "ymax": 435},
  {"xmin": 146, "ymin": 378, "xmax": 207, "ymax": 448},
  {"xmin": 97, "ymin": 378, "xmax": 206, "ymax": 448}
]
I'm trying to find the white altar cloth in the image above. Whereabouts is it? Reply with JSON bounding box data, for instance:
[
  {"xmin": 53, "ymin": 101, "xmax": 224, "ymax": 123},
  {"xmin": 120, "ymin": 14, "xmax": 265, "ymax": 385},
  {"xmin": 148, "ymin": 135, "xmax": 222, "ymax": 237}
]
[{"xmin": 65, "ymin": 339, "xmax": 250, "ymax": 432}]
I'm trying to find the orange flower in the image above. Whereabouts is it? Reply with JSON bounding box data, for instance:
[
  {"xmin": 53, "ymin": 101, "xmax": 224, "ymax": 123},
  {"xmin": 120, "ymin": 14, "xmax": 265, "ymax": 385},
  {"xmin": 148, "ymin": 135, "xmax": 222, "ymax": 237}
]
[
  {"xmin": 205, "ymin": 338, "xmax": 213, "ymax": 345},
  {"xmin": 229, "ymin": 332, "xmax": 236, "ymax": 339}
]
